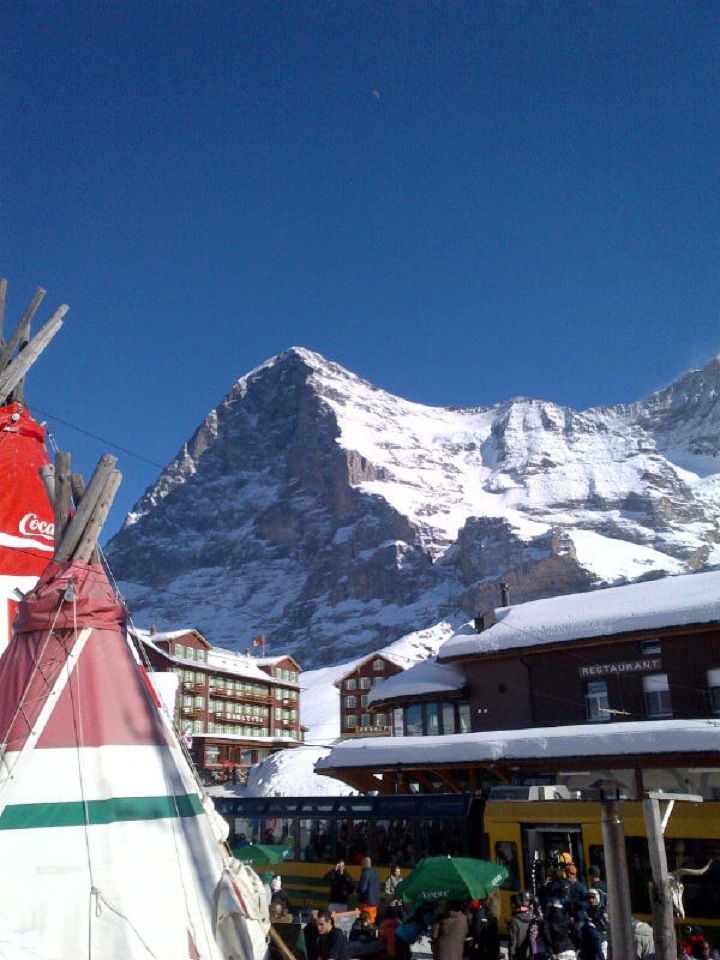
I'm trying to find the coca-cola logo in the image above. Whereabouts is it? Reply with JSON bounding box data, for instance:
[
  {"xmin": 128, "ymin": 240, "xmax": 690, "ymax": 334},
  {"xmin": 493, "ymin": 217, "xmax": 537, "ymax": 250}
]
[{"xmin": 18, "ymin": 513, "xmax": 55, "ymax": 541}]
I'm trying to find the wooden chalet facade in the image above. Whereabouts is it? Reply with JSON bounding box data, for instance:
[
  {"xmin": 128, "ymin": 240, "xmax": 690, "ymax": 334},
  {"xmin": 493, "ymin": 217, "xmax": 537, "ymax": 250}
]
[
  {"xmin": 335, "ymin": 652, "xmax": 403, "ymax": 738},
  {"xmin": 134, "ymin": 627, "xmax": 303, "ymax": 781}
]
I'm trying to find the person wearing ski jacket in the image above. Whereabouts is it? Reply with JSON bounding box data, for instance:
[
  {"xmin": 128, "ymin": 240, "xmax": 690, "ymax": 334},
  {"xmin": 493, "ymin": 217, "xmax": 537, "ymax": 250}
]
[
  {"xmin": 431, "ymin": 902, "xmax": 470, "ymax": 960},
  {"xmin": 542, "ymin": 900, "xmax": 576, "ymax": 960},
  {"xmin": 358, "ymin": 857, "xmax": 381, "ymax": 923},
  {"xmin": 325, "ymin": 861, "xmax": 355, "ymax": 912}
]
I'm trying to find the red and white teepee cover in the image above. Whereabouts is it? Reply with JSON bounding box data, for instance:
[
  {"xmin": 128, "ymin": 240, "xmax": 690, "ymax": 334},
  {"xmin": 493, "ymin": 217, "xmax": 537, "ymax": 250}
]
[
  {"xmin": 0, "ymin": 559, "xmax": 269, "ymax": 960},
  {"xmin": 0, "ymin": 401, "xmax": 54, "ymax": 652}
]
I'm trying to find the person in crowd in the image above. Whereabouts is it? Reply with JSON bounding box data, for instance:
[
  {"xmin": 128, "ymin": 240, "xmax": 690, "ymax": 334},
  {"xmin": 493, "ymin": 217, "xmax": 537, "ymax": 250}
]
[
  {"xmin": 384, "ymin": 865, "xmax": 403, "ymax": 907},
  {"xmin": 690, "ymin": 941, "xmax": 711, "ymax": 960},
  {"xmin": 564, "ymin": 864, "xmax": 589, "ymax": 932},
  {"xmin": 431, "ymin": 901, "xmax": 470, "ymax": 960},
  {"xmin": 270, "ymin": 875, "xmax": 291, "ymax": 914},
  {"xmin": 269, "ymin": 900, "xmax": 293, "ymax": 924},
  {"xmin": 585, "ymin": 867, "xmax": 607, "ymax": 906},
  {"xmin": 508, "ymin": 892, "xmax": 535, "ymax": 960},
  {"xmin": 317, "ymin": 910, "xmax": 350, "ymax": 960},
  {"xmin": 326, "ymin": 860, "xmax": 356, "ymax": 913},
  {"xmin": 350, "ymin": 910, "xmax": 378, "ymax": 945},
  {"xmin": 630, "ymin": 917, "xmax": 655, "ymax": 960},
  {"xmin": 578, "ymin": 914, "xmax": 604, "ymax": 960},
  {"xmin": 396, "ymin": 901, "xmax": 434, "ymax": 956},
  {"xmin": 584, "ymin": 889, "xmax": 608, "ymax": 959},
  {"xmin": 542, "ymin": 899, "xmax": 576, "ymax": 960},
  {"xmin": 467, "ymin": 896, "xmax": 501, "ymax": 960},
  {"xmin": 379, "ymin": 906, "xmax": 402, "ymax": 960},
  {"xmin": 358, "ymin": 856, "xmax": 381, "ymax": 924},
  {"xmin": 304, "ymin": 911, "xmax": 322, "ymax": 960}
]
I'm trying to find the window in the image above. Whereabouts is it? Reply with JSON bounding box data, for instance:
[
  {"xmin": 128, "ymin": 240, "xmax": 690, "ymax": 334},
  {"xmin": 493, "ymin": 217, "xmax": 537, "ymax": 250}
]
[
  {"xmin": 373, "ymin": 659, "xmax": 384, "ymax": 672},
  {"xmin": 344, "ymin": 695, "xmax": 357, "ymax": 709},
  {"xmin": 360, "ymin": 695, "xmax": 368, "ymax": 707},
  {"xmin": 345, "ymin": 714, "xmax": 357, "ymax": 729},
  {"xmin": 495, "ymin": 840, "xmax": 520, "ymax": 890},
  {"xmin": 361, "ymin": 714, "xmax": 372, "ymax": 729},
  {"xmin": 405, "ymin": 703, "xmax": 423, "ymax": 736},
  {"xmin": 345, "ymin": 678, "xmax": 357, "ymax": 690},
  {"xmin": 641, "ymin": 638, "xmax": 661, "ymax": 655},
  {"xmin": 707, "ymin": 669, "xmax": 720, "ymax": 714},
  {"xmin": 585, "ymin": 680, "xmax": 610, "ymax": 722},
  {"xmin": 643, "ymin": 674, "xmax": 672, "ymax": 718},
  {"xmin": 359, "ymin": 677, "xmax": 372, "ymax": 689}
]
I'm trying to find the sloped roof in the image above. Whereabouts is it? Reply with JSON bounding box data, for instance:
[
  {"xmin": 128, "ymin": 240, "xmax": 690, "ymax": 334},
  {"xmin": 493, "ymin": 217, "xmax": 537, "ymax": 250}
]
[
  {"xmin": 367, "ymin": 657, "xmax": 466, "ymax": 705},
  {"xmin": 440, "ymin": 569, "xmax": 720, "ymax": 661}
]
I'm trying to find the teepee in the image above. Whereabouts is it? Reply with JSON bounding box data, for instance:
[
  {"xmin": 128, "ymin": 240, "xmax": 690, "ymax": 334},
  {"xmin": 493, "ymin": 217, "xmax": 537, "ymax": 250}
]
[
  {"xmin": 0, "ymin": 449, "xmax": 270, "ymax": 960},
  {"xmin": 0, "ymin": 279, "xmax": 66, "ymax": 652}
]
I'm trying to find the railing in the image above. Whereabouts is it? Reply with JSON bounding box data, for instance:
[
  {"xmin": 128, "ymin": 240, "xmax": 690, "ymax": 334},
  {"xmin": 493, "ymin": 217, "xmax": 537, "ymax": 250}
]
[{"xmin": 209, "ymin": 688, "xmax": 272, "ymax": 704}]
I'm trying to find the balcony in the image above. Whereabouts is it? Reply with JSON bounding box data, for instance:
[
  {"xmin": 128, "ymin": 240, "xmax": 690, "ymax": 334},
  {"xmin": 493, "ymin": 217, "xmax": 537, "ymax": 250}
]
[
  {"xmin": 209, "ymin": 688, "xmax": 271, "ymax": 705},
  {"xmin": 181, "ymin": 682, "xmax": 206, "ymax": 694}
]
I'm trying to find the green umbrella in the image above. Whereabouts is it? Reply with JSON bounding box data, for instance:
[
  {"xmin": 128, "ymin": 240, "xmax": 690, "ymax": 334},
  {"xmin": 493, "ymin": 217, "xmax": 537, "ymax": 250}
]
[
  {"xmin": 232, "ymin": 843, "xmax": 290, "ymax": 867},
  {"xmin": 395, "ymin": 856, "xmax": 508, "ymax": 904}
]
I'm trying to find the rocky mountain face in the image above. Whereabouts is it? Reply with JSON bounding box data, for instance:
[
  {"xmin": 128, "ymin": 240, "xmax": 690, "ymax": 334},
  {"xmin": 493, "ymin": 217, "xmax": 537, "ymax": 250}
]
[{"xmin": 106, "ymin": 349, "xmax": 720, "ymax": 668}]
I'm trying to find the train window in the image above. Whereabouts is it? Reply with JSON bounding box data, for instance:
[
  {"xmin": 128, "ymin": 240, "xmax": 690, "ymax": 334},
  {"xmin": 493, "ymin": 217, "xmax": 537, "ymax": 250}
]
[
  {"xmin": 300, "ymin": 818, "xmax": 331, "ymax": 862},
  {"xmin": 336, "ymin": 816, "xmax": 369, "ymax": 864},
  {"xmin": 495, "ymin": 840, "xmax": 520, "ymax": 890},
  {"xmin": 385, "ymin": 817, "xmax": 415, "ymax": 866}
]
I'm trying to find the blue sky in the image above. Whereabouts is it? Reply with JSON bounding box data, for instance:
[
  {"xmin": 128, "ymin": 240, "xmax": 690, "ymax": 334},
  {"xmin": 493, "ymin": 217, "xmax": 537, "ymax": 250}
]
[{"xmin": 3, "ymin": 1, "xmax": 718, "ymax": 539}]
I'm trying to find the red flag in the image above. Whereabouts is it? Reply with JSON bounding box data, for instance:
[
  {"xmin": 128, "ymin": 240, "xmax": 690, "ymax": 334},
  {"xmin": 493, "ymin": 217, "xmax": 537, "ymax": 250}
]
[{"xmin": 252, "ymin": 633, "xmax": 265, "ymax": 647}]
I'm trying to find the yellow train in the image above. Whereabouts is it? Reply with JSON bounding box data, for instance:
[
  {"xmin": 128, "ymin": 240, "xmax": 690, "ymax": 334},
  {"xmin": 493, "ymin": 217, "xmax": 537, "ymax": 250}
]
[{"xmin": 213, "ymin": 789, "xmax": 720, "ymax": 940}]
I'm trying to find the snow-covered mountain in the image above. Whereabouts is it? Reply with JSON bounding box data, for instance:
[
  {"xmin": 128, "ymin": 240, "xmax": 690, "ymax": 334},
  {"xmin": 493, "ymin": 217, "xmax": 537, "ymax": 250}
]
[{"xmin": 106, "ymin": 349, "xmax": 720, "ymax": 668}]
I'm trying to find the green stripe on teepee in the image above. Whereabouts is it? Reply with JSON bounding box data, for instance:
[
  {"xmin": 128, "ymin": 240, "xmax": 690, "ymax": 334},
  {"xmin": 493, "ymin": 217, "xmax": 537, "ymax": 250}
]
[{"xmin": 0, "ymin": 793, "xmax": 204, "ymax": 830}]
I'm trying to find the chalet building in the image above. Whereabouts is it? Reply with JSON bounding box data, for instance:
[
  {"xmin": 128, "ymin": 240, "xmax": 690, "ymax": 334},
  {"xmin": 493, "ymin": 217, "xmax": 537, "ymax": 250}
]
[
  {"xmin": 133, "ymin": 627, "xmax": 302, "ymax": 782},
  {"xmin": 335, "ymin": 652, "xmax": 405, "ymax": 738},
  {"xmin": 317, "ymin": 570, "xmax": 720, "ymax": 796}
]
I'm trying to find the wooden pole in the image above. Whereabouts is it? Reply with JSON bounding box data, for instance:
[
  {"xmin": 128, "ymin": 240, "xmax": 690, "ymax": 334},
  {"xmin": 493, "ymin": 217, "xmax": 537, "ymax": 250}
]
[
  {"xmin": 55, "ymin": 454, "xmax": 118, "ymax": 561},
  {"xmin": 0, "ymin": 303, "xmax": 67, "ymax": 402},
  {"xmin": 600, "ymin": 788, "xmax": 635, "ymax": 960},
  {"xmin": 642, "ymin": 792, "xmax": 703, "ymax": 960},
  {"xmin": 73, "ymin": 468, "xmax": 121, "ymax": 562},
  {"xmin": 0, "ymin": 287, "xmax": 44, "ymax": 374},
  {"xmin": 53, "ymin": 452, "xmax": 73, "ymax": 552}
]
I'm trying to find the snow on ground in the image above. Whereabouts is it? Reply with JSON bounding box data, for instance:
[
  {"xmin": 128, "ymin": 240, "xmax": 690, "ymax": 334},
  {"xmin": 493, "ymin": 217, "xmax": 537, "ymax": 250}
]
[{"xmin": 210, "ymin": 619, "xmax": 458, "ymax": 798}]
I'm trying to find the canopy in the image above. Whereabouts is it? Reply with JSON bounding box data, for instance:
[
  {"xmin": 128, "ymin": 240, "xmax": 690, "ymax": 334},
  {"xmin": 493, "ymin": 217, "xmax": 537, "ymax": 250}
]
[
  {"xmin": 396, "ymin": 856, "xmax": 508, "ymax": 904},
  {"xmin": 233, "ymin": 844, "xmax": 291, "ymax": 867}
]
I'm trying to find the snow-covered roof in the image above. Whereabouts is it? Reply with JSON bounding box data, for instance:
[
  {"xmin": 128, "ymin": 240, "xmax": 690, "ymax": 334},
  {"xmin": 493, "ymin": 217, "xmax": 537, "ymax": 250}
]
[
  {"xmin": 334, "ymin": 650, "xmax": 409, "ymax": 686},
  {"xmin": 367, "ymin": 657, "xmax": 466, "ymax": 706},
  {"xmin": 440, "ymin": 569, "xmax": 720, "ymax": 660},
  {"xmin": 316, "ymin": 719, "xmax": 720, "ymax": 771}
]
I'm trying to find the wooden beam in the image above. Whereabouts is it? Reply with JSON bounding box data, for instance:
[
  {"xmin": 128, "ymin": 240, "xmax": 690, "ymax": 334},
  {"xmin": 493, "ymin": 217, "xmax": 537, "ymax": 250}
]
[
  {"xmin": 0, "ymin": 287, "xmax": 45, "ymax": 374},
  {"xmin": 0, "ymin": 303, "xmax": 67, "ymax": 403},
  {"xmin": 53, "ymin": 452, "xmax": 72, "ymax": 551},
  {"xmin": 73, "ymin": 468, "xmax": 121, "ymax": 562},
  {"xmin": 38, "ymin": 464, "xmax": 55, "ymax": 508},
  {"xmin": 55, "ymin": 454, "xmax": 118, "ymax": 561}
]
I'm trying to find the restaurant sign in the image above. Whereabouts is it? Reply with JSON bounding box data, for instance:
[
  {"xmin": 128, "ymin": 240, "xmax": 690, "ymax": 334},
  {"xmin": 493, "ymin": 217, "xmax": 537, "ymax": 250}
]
[{"xmin": 579, "ymin": 657, "xmax": 661, "ymax": 679}]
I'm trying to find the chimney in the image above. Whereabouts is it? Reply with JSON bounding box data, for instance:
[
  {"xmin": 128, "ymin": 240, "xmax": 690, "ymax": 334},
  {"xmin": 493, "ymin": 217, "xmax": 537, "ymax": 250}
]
[
  {"xmin": 474, "ymin": 610, "xmax": 496, "ymax": 633},
  {"xmin": 500, "ymin": 581, "xmax": 510, "ymax": 606},
  {"xmin": 150, "ymin": 624, "xmax": 157, "ymax": 636}
]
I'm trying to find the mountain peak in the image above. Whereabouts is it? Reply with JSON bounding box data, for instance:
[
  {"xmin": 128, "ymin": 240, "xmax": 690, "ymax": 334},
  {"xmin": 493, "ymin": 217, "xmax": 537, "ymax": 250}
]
[{"xmin": 107, "ymin": 352, "xmax": 720, "ymax": 668}]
